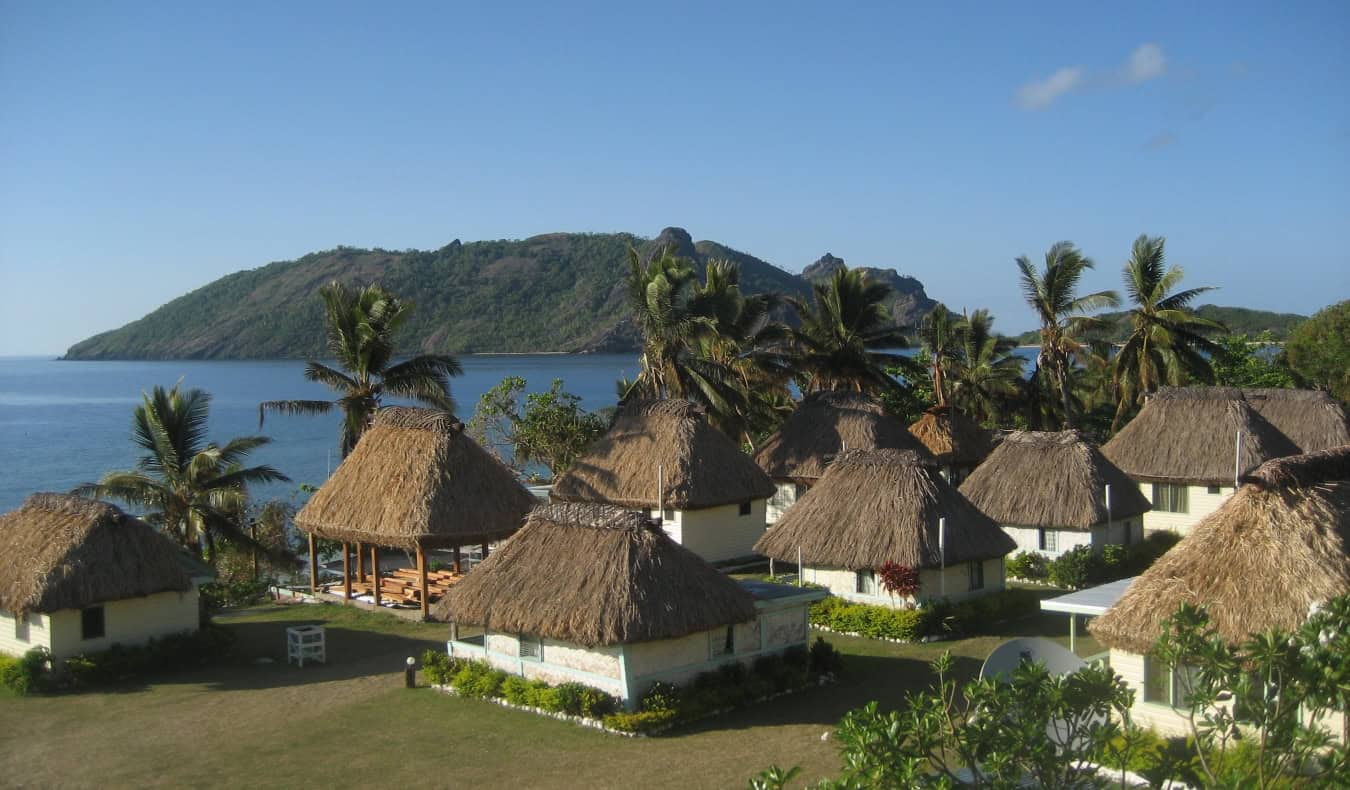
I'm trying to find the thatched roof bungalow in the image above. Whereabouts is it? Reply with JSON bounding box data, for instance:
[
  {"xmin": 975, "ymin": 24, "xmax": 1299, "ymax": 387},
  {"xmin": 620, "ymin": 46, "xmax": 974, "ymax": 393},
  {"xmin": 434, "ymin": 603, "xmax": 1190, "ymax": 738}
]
[
  {"xmin": 1089, "ymin": 446, "xmax": 1350, "ymax": 735},
  {"xmin": 0, "ymin": 493, "xmax": 199, "ymax": 663},
  {"xmin": 1101, "ymin": 387, "xmax": 1300, "ymax": 535},
  {"xmin": 551, "ymin": 399, "xmax": 776, "ymax": 562},
  {"xmin": 959, "ymin": 431, "xmax": 1151, "ymax": 557},
  {"xmin": 907, "ymin": 406, "xmax": 996, "ymax": 483},
  {"xmin": 753, "ymin": 391, "xmax": 930, "ymax": 522},
  {"xmin": 1242, "ymin": 388, "xmax": 1350, "ymax": 454},
  {"xmin": 434, "ymin": 504, "xmax": 823, "ymax": 708},
  {"xmin": 295, "ymin": 407, "xmax": 536, "ymax": 615},
  {"xmin": 755, "ymin": 449, "xmax": 1016, "ymax": 607}
]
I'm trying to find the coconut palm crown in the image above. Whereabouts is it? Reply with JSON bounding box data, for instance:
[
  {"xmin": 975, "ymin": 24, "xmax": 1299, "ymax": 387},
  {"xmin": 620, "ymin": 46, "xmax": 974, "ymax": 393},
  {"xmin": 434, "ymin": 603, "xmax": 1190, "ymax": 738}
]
[{"xmin": 790, "ymin": 265, "xmax": 915, "ymax": 396}]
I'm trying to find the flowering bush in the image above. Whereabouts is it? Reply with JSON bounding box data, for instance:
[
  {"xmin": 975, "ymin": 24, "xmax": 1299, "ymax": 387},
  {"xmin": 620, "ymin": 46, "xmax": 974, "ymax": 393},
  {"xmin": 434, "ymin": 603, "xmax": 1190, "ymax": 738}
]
[{"xmin": 875, "ymin": 561, "xmax": 920, "ymax": 597}]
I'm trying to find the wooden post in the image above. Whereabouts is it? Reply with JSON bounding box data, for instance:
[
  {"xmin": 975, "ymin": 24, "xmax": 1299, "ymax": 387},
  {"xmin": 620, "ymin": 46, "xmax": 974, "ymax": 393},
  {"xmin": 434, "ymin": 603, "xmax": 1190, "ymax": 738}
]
[
  {"xmin": 342, "ymin": 542, "xmax": 352, "ymax": 601},
  {"xmin": 370, "ymin": 545, "xmax": 381, "ymax": 607},
  {"xmin": 357, "ymin": 541, "xmax": 366, "ymax": 583},
  {"xmin": 417, "ymin": 546, "xmax": 429, "ymax": 620},
  {"xmin": 308, "ymin": 533, "xmax": 318, "ymax": 593},
  {"xmin": 453, "ymin": 546, "xmax": 462, "ymax": 573}
]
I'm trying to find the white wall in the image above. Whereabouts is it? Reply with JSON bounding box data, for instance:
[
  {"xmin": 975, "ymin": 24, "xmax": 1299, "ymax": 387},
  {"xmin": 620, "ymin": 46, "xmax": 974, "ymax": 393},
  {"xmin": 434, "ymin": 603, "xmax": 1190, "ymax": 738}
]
[
  {"xmin": 0, "ymin": 609, "xmax": 52, "ymax": 658},
  {"xmin": 766, "ymin": 482, "xmax": 799, "ymax": 524},
  {"xmin": 45, "ymin": 590, "xmax": 201, "ymax": 663},
  {"xmin": 1003, "ymin": 518, "xmax": 1144, "ymax": 559},
  {"xmin": 805, "ymin": 558, "xmax": 1006, "ymax": 607},
  {"xmin": 1138, "ymin": 483, "xmax": 1233, "ymax": 536},
  {"xmin": 676, "ymin": 500, "xmax": 768, "ymax": 563}
]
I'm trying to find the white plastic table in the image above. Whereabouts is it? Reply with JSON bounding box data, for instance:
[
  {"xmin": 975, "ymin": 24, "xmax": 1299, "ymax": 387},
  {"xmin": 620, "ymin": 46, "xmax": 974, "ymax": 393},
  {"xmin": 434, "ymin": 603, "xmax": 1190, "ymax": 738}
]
[{"xmin": 287, "ymin": 625, "xmax": 327, "ymax": 667}]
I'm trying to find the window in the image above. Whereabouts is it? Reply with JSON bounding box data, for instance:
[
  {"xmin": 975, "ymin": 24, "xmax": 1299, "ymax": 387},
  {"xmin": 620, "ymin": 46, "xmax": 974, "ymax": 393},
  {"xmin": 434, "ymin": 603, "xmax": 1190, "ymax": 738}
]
[
  {"xmin": 1143, "ymin": 655, "xmax": 1200, "ymax": 707},
  {"xmin": 968, "ymin": 561, "xmax": 984, "ymax": 591},
  {"xmin": 81, "ymin": 606, "xmax": 105, "ymax": 640},
  {"xmin": 855, "ymin": 570, "xmax": 879, "ymax": 595},
  {"xmin": 1152, "ymin": 483, "xmax": 1189, "ymax": 513},
  {"xmin": 518, "ymin": 634, "xmax": 543, "ymax": 661},
  {"xmin": 1207, "ymin": 484, "xmax": 1222, "ymax": 495},
  {"xmin": 709, "ymin": 625, "xmax": 734, "ymax": 658},
  {"xmin": 738, "ymin": 500, "xmax": 752, "ymax": 517},
  {"xmin": 663, "ymin": 507, "xmax": 675, "ymax": 522},
  {"xmin": 793, "ymin": 483, "xmax": 808, "ymax": 500},
  {"xmin": 1038, "ymin": 528, "xmax": 1058, "ymax": 553},
  {"xmin": 14, "ymin": 612, "xmax": 29, "ymax": 643}
]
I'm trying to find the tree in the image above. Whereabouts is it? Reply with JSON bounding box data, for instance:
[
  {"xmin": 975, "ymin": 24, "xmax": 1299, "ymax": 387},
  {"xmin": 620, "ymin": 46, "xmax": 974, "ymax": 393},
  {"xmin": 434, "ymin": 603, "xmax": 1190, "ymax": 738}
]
[
  {"xmin": 790, "ymin": 265, "xmax": 917, "ymax": 396},
  {"xmin": 1212, "ymin": 332, "xmax": 1295, "ymax": 389},
  {"xmin": 949, "ymin": 309, "xmax": 1024, "ymax": 427},
  {"xmin": 258, "ymin": 281, "xmax": 462, "ymax": 457},
  {"xmin": 77, "ymin": 383, "xmax": 290, "ymax": 562},
  {"xmin": 1110, "ymin": 235, "xmax": 1224, "ymax": 431},
  {"xmin": 1016, "ymin": 242, "xmax": 1120, "ymax": 428},
  {"xmin": 1282, "ymin": 300, "xmax": 1349, "ymax": 401},
  {"xmin": 467, "ymin": 376, "xmax": 607, "ymax": 479},
  {"xmin": 917, "ymin": 304, "xmax": 963, "ymax": 407}
]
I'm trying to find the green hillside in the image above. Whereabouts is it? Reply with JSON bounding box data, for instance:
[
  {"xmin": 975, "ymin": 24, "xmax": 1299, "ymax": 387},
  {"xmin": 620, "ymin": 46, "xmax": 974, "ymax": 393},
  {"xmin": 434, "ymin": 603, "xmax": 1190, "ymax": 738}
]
[
  {"xmin": 1009, "ymin": 305, "xmax": 1308, "ymax": 346},
  {"xmin": 63, "ymin": 228, "xmax": 921, "ymax": 359}
]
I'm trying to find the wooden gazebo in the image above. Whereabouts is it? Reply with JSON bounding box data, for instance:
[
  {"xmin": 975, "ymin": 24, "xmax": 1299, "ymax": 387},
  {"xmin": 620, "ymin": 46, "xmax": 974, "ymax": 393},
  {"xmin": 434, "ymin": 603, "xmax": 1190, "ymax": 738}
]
[{"xmin": 294, "ymin": 407, "xmax": 536, "ymax": 618}]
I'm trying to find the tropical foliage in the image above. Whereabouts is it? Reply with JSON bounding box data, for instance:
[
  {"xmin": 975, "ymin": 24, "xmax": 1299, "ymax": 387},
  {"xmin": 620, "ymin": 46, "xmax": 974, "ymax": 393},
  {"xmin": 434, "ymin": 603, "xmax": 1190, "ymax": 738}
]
[
  {"xmin": 1212, "ymin": 332, "xmax": 1296, "ymax": 389},
  {"xmin": 258, "ymin": 281, "xmax": 462, "ymax": 456},
  {"xmin": 1282, "ymin": 299, "xmax": 1349, "ymax": 401},
  {"xmin": 77, "ymin": 383, "xmax": 289, "ymax": 562},
  {"xmin": 467, "ymin": 376, "xmax": 608, "ymax": 479},
  {"xmin": 790, "ymin": 265, "xmax": 917, "ymax": 396}
]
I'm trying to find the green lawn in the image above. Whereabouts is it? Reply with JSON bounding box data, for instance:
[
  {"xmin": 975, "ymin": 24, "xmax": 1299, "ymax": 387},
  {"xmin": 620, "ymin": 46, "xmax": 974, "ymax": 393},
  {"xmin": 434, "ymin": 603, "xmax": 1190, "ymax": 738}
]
[{"xmin": 0, "ymin": 602, "xmax": 1084, "ymax": 789}]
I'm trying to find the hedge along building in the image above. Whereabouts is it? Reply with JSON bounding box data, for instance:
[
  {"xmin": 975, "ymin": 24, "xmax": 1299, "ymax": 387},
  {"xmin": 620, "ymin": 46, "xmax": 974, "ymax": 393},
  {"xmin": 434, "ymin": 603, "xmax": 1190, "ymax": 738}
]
[
  {"xmin": 0, "ymin": 494, "xmax": 199, "ymax": 663},
  {"xmin": 432, "ymin": 504, "xmax": 824, "ymax": 709},
  {"xmin": 755, "ymin": 449, "xmax": 1017, "ymax": 607},
  {"xmin": 958, "ymin": 431, "xmax": 1152, "ymax": 559},
  {"xmin": 294, "ymin": 407, "xmax": 536, "ymax": 619},
  {"xmin": 906, "ymin": 405, "xmax": 997, "ymax": 485},
  {"xmin": 753, "ymin": 391, "xmax": 932, "ymax": 523},
  {"xmin": 550, "ymin": 399, "xmax": 776, "ymax": 563},
  {"xmin": 1101, "ymin": 387, "xmax": 1300, "ymax": 536},
  {"xmin": 1089, "ymin": 446, "xmax": 1350, "ymax": 737}
]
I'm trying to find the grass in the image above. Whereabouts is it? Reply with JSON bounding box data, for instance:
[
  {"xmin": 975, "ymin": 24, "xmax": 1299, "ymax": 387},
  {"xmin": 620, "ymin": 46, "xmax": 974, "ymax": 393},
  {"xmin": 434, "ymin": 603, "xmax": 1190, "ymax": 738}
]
[{"xmin": 0, "ymin": 600, "xmax": 1088, "ymax": 789}]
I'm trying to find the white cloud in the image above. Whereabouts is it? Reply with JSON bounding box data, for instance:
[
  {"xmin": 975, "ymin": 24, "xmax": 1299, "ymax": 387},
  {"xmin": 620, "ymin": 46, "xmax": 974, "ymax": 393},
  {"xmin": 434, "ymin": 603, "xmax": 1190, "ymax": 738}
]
[
  {"xmin": 1016, "ymin": 66, "xmax": 1086, "ymax": 110},
  {"xmin": 1123, "ymin": 43, "xmax": 1167, "ymax": 83}
]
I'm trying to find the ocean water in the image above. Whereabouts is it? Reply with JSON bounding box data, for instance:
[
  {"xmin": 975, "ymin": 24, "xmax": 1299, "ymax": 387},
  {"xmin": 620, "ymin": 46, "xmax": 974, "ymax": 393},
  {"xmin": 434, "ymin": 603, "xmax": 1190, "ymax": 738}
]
[{"xmin": 0, "ymin": 354, "xmax": 640, "ymax": 512}]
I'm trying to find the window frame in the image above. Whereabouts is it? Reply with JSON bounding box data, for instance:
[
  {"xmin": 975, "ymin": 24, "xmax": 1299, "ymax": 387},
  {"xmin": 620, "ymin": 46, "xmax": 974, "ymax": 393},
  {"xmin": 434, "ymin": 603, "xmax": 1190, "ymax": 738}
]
[
  {"xmin": 855, "ymin": 569, "xmax": 878, "ymax": 596},
  {"xmin": 1207, "ymin": 484, "xmax": 1222, "ymax": 495},
  {"xmin": 1038, "ymin": 528, "xmax": 1058, "ymax": 553},
  {"xmin": 1143, "ymin": 655, "xmax": 1200, "ymax": 708},
  {"xmin": 81, "ymin": 606, "xmax": 106, "ymax": 641},
  {"xmin": 738, "ymin": 500, "xmax": 752, "ymax": 517},
  {"xmin": 1152, "ymin": 483, "xmax": 1190, "ymax": 514},
  {"xmin": 968, "ymin": 560, "xmax": 984, "ymax": 591},
  {"xmin": 14, "ymin": 611, "xmax": 29, "ymax": 642},
  {"xmin": 517, "ymin": 634, "xmax": 543, "ymax": 661}
]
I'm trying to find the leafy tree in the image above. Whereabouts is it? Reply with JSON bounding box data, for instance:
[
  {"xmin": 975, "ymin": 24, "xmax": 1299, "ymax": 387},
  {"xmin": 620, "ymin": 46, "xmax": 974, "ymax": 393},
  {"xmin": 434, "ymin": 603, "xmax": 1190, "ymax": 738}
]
[
  {"xmin": 258, "ymin": 282, "xmax": 462, "ymax": 457},
  {"xmin": 77, "ymin": 383, "xmax": 290, "ymax": 562},
  {"xmin": 917, "ymin": 304, "xmax": 963, "ymax": 406},
  {"xmin": 1016, "ymin": 242, "xmax": 1120, "ymax": 428},
  {"xmin": 1212, "ymin": 332, "xmax": 1296, "ymax": 389},
  {"xmin": 950, "ymin": 309, "xmax": 1024, "ymax": 427},
  {"xmin": 468, "ymin": 376, "xmax": 607, "ymax": 479},
  {"xmin": 790, "ymin": 265, "xmax": 917, "ymax": 396},
  {"xmin": 880, "ymin": 363, "xmax": 936, "ymax": 426},
  {"xmin": 1282, "ymin": 300, "xmax": 1350, "ymax": 401},
  {"xmin": 1110, "ymin": 235, "xmax": 1224, "ymax": 431}
]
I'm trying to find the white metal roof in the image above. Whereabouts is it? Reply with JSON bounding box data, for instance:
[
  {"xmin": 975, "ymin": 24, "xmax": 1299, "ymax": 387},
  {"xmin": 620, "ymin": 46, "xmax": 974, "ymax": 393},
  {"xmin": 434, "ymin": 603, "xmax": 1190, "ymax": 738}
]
[{"xmin": 1039, "ymin": 577, "xmax": 1137, "ymax": 616}]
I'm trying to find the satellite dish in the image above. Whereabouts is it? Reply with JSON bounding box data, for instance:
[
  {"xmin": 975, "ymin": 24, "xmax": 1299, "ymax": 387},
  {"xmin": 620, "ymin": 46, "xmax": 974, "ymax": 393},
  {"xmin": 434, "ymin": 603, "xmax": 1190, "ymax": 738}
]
[{"xmin": 979, "ymin": 637, "xmax": 1085, "ymax": 682}]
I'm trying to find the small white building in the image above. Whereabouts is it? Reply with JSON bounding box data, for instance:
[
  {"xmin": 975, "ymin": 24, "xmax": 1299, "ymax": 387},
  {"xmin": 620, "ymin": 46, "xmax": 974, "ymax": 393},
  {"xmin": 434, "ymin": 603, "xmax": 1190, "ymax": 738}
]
[
  {"xmin": 432, "ymin": 504, "xmax": 824, "ymax": 708},
  {"xmin": 753, "ymin": 391, "xmax": 931, "ymax": 523},
  {"xmin": 959, "ymin": 430, "xmax": 1151, "ymax": 558},
  {"xmin": 755, "ymin": 448, "xmax": 1017, "ymax": 607},
  {"xmin": 1091, "ymin": 447, "xmax": 1350, "ymax": 737},
  {"xmin": 0, "ymin": 493, "xmax": 200, "ymax": 664},
  {"xmin": 551, "ymin": 399, "xmax": 776, "ymax": 563}
]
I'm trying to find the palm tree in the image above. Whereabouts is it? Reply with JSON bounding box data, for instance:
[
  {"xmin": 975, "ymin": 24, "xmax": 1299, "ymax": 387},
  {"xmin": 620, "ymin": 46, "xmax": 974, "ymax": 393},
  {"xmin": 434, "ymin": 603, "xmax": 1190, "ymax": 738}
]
[
  {"xmin": 1016, "ymin": 242, "xmax": 1120, "ymax": 428},
  {"xmin": 1110, "ymin": 235, "xmax": 1224, "ymax": 431},
  {"xmin": 77, "ymin": 383, "xmax": 290, "ymax": 562},
  {"xmin": 917, "ymin": 304, "xmax": 964, "ymax": 407},
  {"xmin": 259, "ymin": 282, "xmax": 462, "ymax": 457},
  {"xmin": 950, "ymin": 309, "xmax": 1024, "ymax": 426},
  {"xmin": 790, "ymin": 266, "xmax": 916, "ymax": 395}
]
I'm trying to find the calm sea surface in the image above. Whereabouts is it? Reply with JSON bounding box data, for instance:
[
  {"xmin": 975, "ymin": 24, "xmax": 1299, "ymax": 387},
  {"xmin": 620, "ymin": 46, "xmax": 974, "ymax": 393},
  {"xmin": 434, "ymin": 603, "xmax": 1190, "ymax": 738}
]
[{"xmin": 0, "ymin": 354, "xmax": 642, "ymax": 511}]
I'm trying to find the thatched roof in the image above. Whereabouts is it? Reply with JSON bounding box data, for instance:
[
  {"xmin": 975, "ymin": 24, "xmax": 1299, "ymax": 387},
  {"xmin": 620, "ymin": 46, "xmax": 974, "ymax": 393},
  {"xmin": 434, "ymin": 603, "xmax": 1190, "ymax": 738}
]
[
  {"xmin": 753, "ymin": 391, "xmax": 931, "ymax": 483},
  {"xmin": 907, "ymin": 406, "xmax": 997, "ymax": 467},
  {"xmin": 295, "ymin": 407, "xmax": 535, "ymax": 551},
  {"xmin": 0, "ymin": 494, "xmax": 192, "ymax": 616},
  {"xmin": 431, "ymin": 503, "xmax": 758, "ymax": 646},
  {"xmin": 1242, "ymin": 388, "xmax": 1350, "ymax": 454},
  {"xmin": 1091, "ymin": 445, "xmax": 1350, "ymax": 654},
  {"xmin": 550, "ymin": 400, "xmax": 775, "ymax": 510},
  {"xmin": 958, "ymin": 431, "xmax": 1151, "ymax": 529},
  {"xmin": 755, "ymin": 448, "xmax": 1016, "ymax": 571},
  {"xmin": 1101, "ymin": 387, "xmax": 1299, "ymax": 485}
]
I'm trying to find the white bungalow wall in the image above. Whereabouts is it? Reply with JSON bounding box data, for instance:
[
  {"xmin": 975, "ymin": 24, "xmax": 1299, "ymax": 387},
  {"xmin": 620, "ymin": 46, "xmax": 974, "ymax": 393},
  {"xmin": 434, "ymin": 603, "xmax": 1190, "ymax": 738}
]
[
  {"xmin": 29, "ymin": 590, "xmax": 201, "ymax": 664},
  {"xmin": 0, "ymin": 609, "xmax": 52, "ymax": 658},
  {"xmin": 1137, "ymin": 483, "xmax": 1234, "ymax": 536},
  {"xmin": 652, "ymin": 501, "xmax": 768, "ymax": 563},
  {"xmin": 803, "ymin": 558, "xmax": 1006, "ymax": 607},
  {"xmin": 766, "ymin": 482, "xmax": 802, "ymax": 524},
  {"xmin": 1002, "ymin": 517, "xmax": 1144, "ymax": 559}
]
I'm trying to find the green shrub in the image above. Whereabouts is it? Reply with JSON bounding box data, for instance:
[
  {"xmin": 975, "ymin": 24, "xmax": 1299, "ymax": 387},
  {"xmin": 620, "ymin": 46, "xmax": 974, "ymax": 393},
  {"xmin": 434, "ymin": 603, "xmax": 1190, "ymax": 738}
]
[
  {"xmin": 199, "ymin": 579, "xmax": 272, "ymax": 611},
  {"xmin": 640, "ymin": 681, "xmax": 681, "ymax": 713},
  {"xmin": 575, "ymin": 685, "xmax": 618, "ymax": 718},
  {"xmin": 527, "ymin": 680, "xmax": 560, "ymax": 711},
  {"xmin": 421, "ymin": 649, "xmax": 454, "ymax": 685},
  {"xmin": 1, "ymin": 648, "xmax": 50, "ymax": 695},
  {"xmin": 1122, "ymin": 531, "xmax": 1180, "ymax": 576},
  {"xmin": 552, "ymin": 682, "xmax": 594, "ymax": 716},
  {"xmin": 500, "ymin": 675, "xmax": 534, "ymax": 706},
  {"xmin": 809, "ymin": 637, "xmax": 842, "ymax": 676},
  {"xmin": 603, "ymin": 709, "xmax": 677, "ymax": 734},
  {"xmin": 1047, "ymin": 545, "xmax": 1101, "ymax": 590},
  {"xmin": 810, "ymin": 596, "xmax": 927, "ymax": 641},
  {"xmin": 58, "ymin": 627, "xmax": 235, "ymax": 688},
  {"xmin": 1006, "ymin": 551, "xmax": 1049, "ymax": 582}
]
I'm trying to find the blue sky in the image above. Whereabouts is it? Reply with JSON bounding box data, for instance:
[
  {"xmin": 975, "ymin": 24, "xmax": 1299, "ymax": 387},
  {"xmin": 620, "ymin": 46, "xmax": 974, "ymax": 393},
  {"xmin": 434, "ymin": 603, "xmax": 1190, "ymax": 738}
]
[{"xmin": 2, "ymin": 1, "xmax": 1346, "ymax": 355}]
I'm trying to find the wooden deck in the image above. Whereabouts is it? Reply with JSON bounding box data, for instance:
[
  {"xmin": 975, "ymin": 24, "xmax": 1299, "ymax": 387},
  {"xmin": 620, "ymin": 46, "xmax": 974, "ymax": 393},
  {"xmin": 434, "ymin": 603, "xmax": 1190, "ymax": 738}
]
[{"xmin": 337, "ymin": 568, "xmax": 465, "ymax": 606}]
